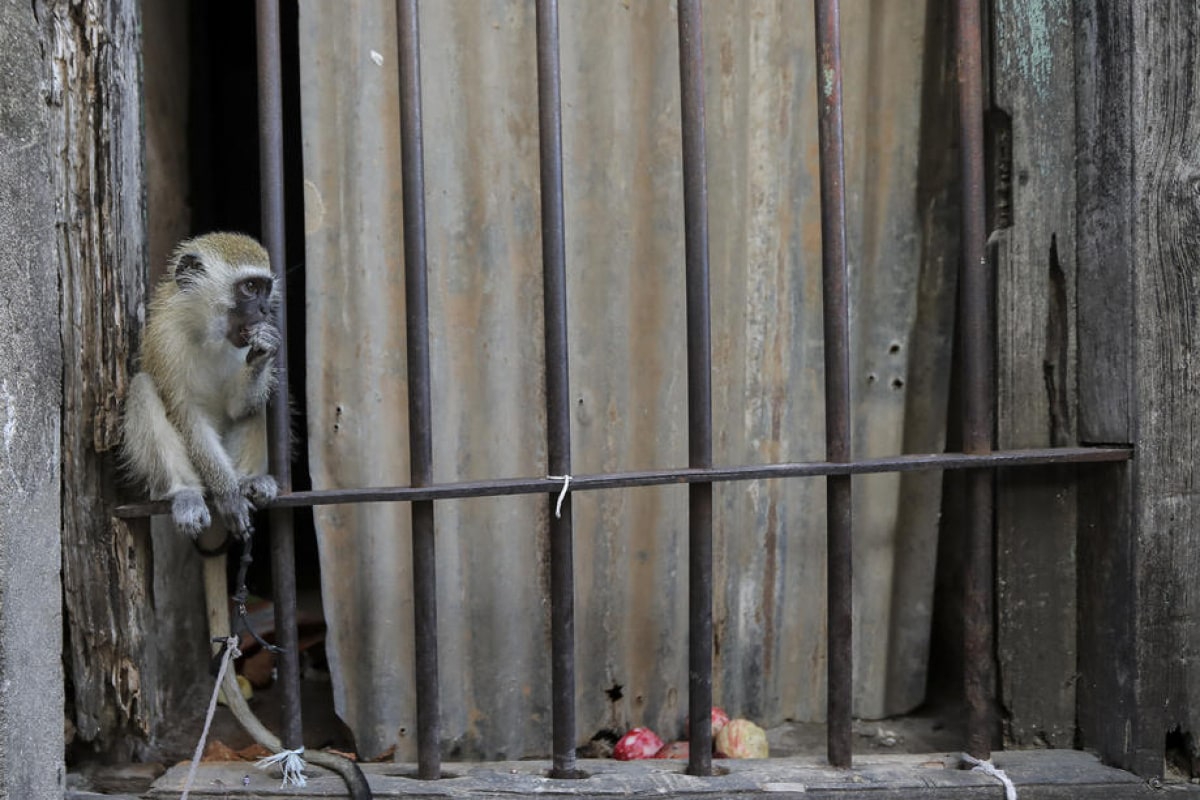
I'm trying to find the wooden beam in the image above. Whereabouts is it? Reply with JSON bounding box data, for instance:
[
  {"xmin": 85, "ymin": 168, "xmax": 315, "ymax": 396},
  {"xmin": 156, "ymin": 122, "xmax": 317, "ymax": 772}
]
[
  {"xmin": 1129, "ymin": 0, "xmax": 1200, "ymax": 779},
  {"xmin": 992, "ymin": 0, "xmax": 1080, "ymax": 749},
  {"xmin": 1073, "ymin": 0, "xmax": 1142, "ymax": 775}
]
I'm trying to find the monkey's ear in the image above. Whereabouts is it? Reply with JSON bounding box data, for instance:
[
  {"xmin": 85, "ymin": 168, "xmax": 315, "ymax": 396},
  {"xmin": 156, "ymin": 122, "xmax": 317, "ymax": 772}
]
[{"xmin": 174, "ymin": 253, "xmax": 206, "ymax": 290}]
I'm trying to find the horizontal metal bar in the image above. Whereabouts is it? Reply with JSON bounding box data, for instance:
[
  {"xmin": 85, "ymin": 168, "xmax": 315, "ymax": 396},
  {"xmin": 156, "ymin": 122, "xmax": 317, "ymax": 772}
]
[{"xmin": 115, "ymin": 446, "xmax": 1130, "ymax": 518}]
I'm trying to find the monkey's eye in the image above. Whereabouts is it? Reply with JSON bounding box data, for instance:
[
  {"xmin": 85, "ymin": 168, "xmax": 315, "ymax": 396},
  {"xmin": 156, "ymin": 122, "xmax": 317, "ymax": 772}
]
[{"xmin": 239, "ymin": 279, "xmax": 260, "ymax": 297}]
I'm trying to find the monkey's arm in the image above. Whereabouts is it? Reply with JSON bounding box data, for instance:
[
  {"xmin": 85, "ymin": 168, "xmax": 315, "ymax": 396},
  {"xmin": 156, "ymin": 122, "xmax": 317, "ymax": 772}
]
[
  {"xmin": 121, "ymin": 373, "xmax": 212, "ymax": 537},
  {"xmin": 178, "ymin": 411, "xmax": 255, "ymax": 538},
  {"xmin": 224, "ymin": 410, "xmax": 278, "ymax": 509},
  {"xmin": 227, "ymin": 322, "xmax": 280, "ymax": 420}
]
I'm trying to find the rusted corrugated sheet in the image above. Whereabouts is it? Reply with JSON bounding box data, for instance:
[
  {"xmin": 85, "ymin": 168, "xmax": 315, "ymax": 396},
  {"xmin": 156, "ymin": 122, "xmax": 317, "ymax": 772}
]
[{"xmin": 299, "ymin": 0, "xmax": 940, "ymax": 762}]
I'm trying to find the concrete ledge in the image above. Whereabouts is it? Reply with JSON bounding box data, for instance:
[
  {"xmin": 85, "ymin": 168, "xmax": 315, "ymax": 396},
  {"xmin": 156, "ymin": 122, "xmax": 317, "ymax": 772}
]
[{"xmin": 149, "ymin": 749, "xmax": 1174, "ymax": 798}]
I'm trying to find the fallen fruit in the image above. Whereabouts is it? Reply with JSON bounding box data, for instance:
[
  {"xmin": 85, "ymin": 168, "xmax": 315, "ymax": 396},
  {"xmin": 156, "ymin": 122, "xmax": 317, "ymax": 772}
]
[
  {"xmin": 715, "ymin": 718, "xmax": 769, "ymax": 759},
  {"xmin": 653, "ymin": 740, "xmax": 690, "ymax": 759},
  {"xmin": 685, "ymin": 706, "xmax": 731, "ymax": 739},
  {"xmin": 613, "ymin": 727, "xmax": 664, "ymax": 760},
  {"xmin": 710, "ymin": 707, "xmax": 730, "ymax": 738}
]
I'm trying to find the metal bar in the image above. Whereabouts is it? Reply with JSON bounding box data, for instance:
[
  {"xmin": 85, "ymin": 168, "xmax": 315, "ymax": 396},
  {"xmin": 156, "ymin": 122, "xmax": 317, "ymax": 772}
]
[
  {"xmin": 115, "ymin": 447, "xmax": 1132, "ymax": 517},
  {"xmin": 813, "ymin": 0, "xmax": 853, "ymax": 769},
  {"xmin": 397, "ymin": 0, "xmax": 441, "ymax": 779},
  {"xmin": 534, "ymin": 0, "xmax": 580, "ymax": 779},
  {"xmin": 677, "ymin": 0, "xmax": 714, "ymax": 777},
  {"xmin": 956, "ymin": 0, "xmax": 994, "ymax": 762},
  {"xmin": 254, "ymin": 0, "xmax": 302, "ymax": 752}
]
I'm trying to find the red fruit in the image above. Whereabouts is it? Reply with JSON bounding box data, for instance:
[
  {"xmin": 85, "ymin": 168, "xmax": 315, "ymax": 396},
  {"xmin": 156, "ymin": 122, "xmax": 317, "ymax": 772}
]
[
  {"xmin": 613, "ymin": 727, "xmax": 664, "ymax": 761},
  {"xmin": 710, "ymin": 707, "xmax": 730, "ymax": 737},
  {"xmin": 685, "ymin": 706, "xmax": 731, "ymax": 738},
  {"xmin": 652, "ymin": 740, "xmax": 690, "ymax": 759}
]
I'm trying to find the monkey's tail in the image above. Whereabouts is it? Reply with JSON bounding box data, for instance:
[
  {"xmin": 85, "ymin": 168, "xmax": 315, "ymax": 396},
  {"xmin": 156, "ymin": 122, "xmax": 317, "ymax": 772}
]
[
  {"xmin": 218, "ymin": 667, "xmax": 372, "ymax": 799},
  {"xmin": 203, "ymin": 551, "xmax": 372, "ymax": 799}
]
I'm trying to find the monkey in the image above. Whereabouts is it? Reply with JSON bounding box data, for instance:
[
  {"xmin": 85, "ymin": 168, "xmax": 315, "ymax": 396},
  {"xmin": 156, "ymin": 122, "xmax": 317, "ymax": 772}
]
[
  {"xmin": 123, "ymin": 235, "xmax": 373, "ymax": 796},
  {"xmin": 120, "ymin": 232, "xmax": 281, "ymax": 540}
]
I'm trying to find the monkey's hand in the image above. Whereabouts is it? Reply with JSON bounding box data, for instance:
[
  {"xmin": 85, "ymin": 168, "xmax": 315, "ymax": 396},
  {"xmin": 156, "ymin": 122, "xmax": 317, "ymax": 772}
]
[
  {"xmin": 171, "ymin": 488, "xmax": 212, "ymax": 538},
  {"xmin": 239, "ymin": 474, "xmax": 278, "ymax": 510},
  {"xmin": 245, "ymin": 322, "xmax": 280, "ymax": 365},
  {"xmin": 213, "ymin": 490, "xmax": 255, "ymax": 540}
]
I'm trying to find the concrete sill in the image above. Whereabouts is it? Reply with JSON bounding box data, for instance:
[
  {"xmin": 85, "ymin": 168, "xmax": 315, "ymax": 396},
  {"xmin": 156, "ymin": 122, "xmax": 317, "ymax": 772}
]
[{"xmin": 139, "ymin": 749, "xmax": 1196, "ymax": 798}]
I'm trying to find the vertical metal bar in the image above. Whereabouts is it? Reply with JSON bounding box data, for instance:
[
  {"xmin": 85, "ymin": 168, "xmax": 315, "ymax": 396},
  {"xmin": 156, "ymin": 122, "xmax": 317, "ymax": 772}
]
[
  {"xmin": 255, "ymin": 0, "xmax": 302, "ymax": 751},
  {"xmin": 813, "ymin": 0, "xmax": 853, "ymax": 769},
  {"xmin": 534, "ymin": 0, "xmax": 580, "ymax": 780},
  {"xmin": 956, "ymin": 0, "xmax": 994, "ymax": 762},
  {"xmin": 677, "ymin": 0, "xmax": 714, "ymax": 778},
  {"xmin": 396, "ymin": 0, "xmax": 442, "ymax": 780}
]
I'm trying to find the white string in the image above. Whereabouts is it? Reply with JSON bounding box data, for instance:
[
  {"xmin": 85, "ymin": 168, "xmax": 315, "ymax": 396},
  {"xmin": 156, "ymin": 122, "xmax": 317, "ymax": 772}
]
[
  {"xmin": 962, "ymin": 753, "xmax": 1017, "ymax": 800},
  {"xmin": 255, "ymin": 747, "xmax": 308, "ymax": 789},
  {"xmin": 180, "ymin": 637, "xmax": 241, "ymax": 800},
  {"xmin": 547, "ymin": 474, "xmax": 572, "ymax": 518}
]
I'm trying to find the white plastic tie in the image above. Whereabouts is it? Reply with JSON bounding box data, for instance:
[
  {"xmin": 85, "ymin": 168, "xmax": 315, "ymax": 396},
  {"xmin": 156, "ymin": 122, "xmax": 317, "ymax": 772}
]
[
  {"xmin": 180, "ymin": 637, "xmax": 241, "ymax": 800},
  {"xmin": 255, "ymin": 747, "xmax": 308, "ymax": 789},
  {"xmin": 547, "ymin": 474, "xmax": 572, "ymax": 519},
  {"xmin": 962, "ymin": 753, "xmax": 1017, "ymax": 800}
]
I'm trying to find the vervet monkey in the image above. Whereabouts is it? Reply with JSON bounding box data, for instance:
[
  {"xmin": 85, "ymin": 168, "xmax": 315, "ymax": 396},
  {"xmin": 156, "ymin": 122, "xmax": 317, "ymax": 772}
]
[{"xmin": 121, "ymin": 232, "xmax": 281, "ymax": 539}]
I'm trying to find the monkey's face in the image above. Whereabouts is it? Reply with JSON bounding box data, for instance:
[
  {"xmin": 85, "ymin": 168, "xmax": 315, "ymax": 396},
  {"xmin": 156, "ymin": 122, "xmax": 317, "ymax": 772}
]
[{"xmin": 226, "ymin": 275, "xmax": 276, "ymax": 348}]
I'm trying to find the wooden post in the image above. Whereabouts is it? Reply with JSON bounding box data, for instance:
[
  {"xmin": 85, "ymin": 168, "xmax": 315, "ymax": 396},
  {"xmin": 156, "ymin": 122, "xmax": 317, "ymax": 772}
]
[
  {"xmin": 1127, "ymin": 0, "xmax": 1200, "ymax": 778},
  {"xmin": 42, "ymin": 0, "xmax": 192, "ymax": 758},
  {"xmin": 991, "ymin": 0, "xmax": 1080, "ymax": 749},
  {"xmin": 1073, "ymin": 0, "xmax": 1140, "ymax": 774},
  {"xmin": 1075, "ymin": 0, "xmax": 1200, "ymax": 779}
]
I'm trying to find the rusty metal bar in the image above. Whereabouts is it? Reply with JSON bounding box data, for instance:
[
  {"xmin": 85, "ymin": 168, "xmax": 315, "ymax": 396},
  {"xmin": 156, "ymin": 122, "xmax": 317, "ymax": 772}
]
[
  {"xmin": 534, "ymin": 0, "xmax": 580, "ymax": 779},
  {"xmin": 813, "ymin": 0, "xmax": 853, "ymax": 769},
  {"xmin": 677, "ymin": 0, "xmax": 714, "ymax": 778},
  {"xmin": 254, "ymin": 0, "xmax": 302, "ymax": 751},
  {"xmin": 116, "ymin": 447, "xmax": 1131, "ymax": 518},
  {"xmin": 397, "ymin": 0, "xmax": 442, "ymax": 780},
  {"xmin": 956, "ymin": 0, "xmax": 994, "ymax": 762}
]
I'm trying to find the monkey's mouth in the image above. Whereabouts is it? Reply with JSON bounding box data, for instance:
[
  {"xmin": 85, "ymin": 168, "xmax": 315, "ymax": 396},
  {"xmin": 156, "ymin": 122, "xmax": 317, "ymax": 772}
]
[{"xmin": 233, "ymin": 327, "xmax": 252, "ymax": 348}]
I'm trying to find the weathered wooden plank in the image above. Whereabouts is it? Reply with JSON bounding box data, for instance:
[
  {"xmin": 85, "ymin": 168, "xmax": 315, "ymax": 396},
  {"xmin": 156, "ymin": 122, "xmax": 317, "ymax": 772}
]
[
  {"xmin": 1073, "ymin": 0, "xmax": 1141, "ymax": 773},
  {"xmin": 1075, "ymin": 1, "xmax": 1134, "ymax": 446},
  {"xmin": 42, "ymin": 0, "xmax": 171, "ymax": 759},
  {"xmin": 991, "ymin": 0, "xmax": 1079, "ymax": 749},
  {"xmin": 1130, "ymin": 0, "xmax": 1200, "ymax": 779}
]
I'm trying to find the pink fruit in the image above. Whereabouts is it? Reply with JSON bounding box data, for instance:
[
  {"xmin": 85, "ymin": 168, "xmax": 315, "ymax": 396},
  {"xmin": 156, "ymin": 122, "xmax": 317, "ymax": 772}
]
[
  {"xmin": 714, "ymin": 718, "xmax": 769, "ymax": 759},
  {"xmin": 652, "ymin": 740, "xmax": 690, "ymax": 759},
  {"xmin": 613, "ymin": 727, "xmax": 664, "ymax": 760},
  {"xmin": 710, "ymin": 707, "xmax": 730, "ymax": 737},
  {"xmin": 685, "ymin": 706, "xmax": 731, "ymax": 738}
]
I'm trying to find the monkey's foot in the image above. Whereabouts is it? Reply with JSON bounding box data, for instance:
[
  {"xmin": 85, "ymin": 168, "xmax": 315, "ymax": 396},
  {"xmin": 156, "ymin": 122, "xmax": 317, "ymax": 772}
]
[
  {"xmin": 213, "ymin": 491, "xmax": 255, "ymax": 540},
  {"xmin": 171, "ymin": 489, "xmax": 211, "ymax": 538},
  {"xmin": 239, "ymin": 474, "xmax": 278, "ymax": 509}
]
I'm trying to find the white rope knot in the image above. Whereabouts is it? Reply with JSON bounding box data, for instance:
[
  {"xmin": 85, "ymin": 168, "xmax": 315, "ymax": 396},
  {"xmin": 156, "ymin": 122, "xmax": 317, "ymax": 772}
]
[
  {"xmin": 256, "ymin": 747, "xmax": 308, "ymax": 788},
  {"xmin": 547, "ymin": 474, "xmax": 572, "ymax": 519},
  {"xmin": 962, "ymin": 753, "xmax": 1017, "ymax": 800}
]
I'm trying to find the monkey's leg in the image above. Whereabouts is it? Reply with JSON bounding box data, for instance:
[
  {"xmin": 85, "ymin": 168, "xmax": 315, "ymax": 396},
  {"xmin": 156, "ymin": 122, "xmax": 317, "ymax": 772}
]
[
  {"xmin": 122, "ymin": 373, "xmax": 211, "ymax": 536},
  {"xmin": 201, "ymin": 555, "xmax": 372, "ymax": 799}
]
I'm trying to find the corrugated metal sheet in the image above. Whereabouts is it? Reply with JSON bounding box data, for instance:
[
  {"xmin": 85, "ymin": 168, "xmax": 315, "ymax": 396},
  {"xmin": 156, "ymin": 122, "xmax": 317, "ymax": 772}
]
[{"xmin": 299, "ymin": 0, "xmax": 942, "ymax": 762}]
